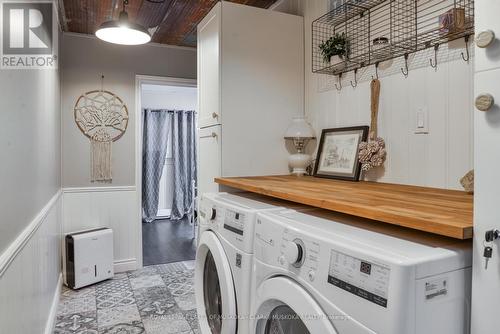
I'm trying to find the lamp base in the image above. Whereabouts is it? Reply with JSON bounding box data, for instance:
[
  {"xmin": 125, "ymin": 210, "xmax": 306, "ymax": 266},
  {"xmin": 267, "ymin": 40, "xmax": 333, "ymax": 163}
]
[{"xmin": 288, "ymin": 153, "xmax": 311, "ymax": 176}]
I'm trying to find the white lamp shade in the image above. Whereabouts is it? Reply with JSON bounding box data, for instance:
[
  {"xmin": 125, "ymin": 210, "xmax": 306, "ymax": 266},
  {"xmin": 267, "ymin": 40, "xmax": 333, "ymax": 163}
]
[{"xmin": 284, "ymin": 117, "xmax": 315, "ymax": 139}]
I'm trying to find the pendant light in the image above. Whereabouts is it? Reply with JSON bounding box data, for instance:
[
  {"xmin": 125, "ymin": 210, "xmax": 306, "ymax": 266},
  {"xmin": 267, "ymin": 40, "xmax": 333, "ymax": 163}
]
[{"xmin": 95, "ymin": 0, "xmax": 151, "ymax": 45}]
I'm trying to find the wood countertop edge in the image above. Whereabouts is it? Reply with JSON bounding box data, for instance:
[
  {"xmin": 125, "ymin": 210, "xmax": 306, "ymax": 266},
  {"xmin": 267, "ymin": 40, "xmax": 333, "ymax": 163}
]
[{"xmin": 215, "ymin": 177, "xmax": 473, "ymax": 240}]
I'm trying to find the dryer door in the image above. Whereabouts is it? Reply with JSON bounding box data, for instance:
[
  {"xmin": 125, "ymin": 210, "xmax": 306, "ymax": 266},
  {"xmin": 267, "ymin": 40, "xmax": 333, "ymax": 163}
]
[
  {"xmin": 254, "ymin": 277, "xmax": 338, "ymax": 334},
  {"xmin": 195, "ymin": 231, "xmax": 237, "ymax": 334}
]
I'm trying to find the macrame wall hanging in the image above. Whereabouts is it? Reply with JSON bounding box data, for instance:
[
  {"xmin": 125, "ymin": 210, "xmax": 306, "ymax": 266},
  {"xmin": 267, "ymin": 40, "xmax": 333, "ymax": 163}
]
[
  {"xmin": 358, "ymin": 79, "xmax": 387, "ymax": 171},
  {"xmin": 74, "ymin": 75, "xmax": 129, "ymax": 183}
]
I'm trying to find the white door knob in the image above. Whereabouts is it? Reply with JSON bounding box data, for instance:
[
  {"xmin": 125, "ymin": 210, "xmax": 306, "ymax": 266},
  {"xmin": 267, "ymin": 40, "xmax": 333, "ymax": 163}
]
[
  {"xmin": 476, "ymin": 30, "xmax": 496, "ymax": 49},
  {"xmin": 475, "ymin": 94, "xmax": 495, "ymax": 112},
  {"xmin": 284, "ymin": 241, "xmax": 301, "ymax": 265}
]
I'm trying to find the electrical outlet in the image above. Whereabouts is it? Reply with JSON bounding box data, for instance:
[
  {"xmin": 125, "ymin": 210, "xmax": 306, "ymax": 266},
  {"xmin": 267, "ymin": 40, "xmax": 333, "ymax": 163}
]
[{"xmin": 415, "ymin": 107, "xmax": 429, "ymax": 134}]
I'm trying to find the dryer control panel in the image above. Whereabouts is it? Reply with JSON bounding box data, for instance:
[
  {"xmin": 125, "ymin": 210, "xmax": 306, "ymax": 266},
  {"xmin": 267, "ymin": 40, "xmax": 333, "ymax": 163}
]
[{"xmin": 223, "ymin": 209, "xmax": 246, "ymax": 236}]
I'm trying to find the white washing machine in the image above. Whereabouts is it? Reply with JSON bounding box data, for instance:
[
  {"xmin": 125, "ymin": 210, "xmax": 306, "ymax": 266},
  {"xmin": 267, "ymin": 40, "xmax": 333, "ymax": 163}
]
[
  {"xmin": 251, "ymin": 209, "xmax": 472, "ymax": 334},
  {"xmin": 195, "ymin": 193, "xmax": 290, "ymax": 334}
]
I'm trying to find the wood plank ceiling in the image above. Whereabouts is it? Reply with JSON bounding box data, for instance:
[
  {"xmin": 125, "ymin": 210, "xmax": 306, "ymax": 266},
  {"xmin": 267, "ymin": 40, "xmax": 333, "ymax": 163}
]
[{"xmin": 60, "ymin": 0, "xmax": 278, "ymax": 47}]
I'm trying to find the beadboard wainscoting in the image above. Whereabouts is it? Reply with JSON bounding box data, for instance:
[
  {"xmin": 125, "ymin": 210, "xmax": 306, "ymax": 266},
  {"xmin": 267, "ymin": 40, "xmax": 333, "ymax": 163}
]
[
  {"xmin": 0, "ymin": 191, "xmax": 63, "ymax": 334},
  {"xmin": 62, "ymin": 186, "xmax": 140, "ymax": 273}
]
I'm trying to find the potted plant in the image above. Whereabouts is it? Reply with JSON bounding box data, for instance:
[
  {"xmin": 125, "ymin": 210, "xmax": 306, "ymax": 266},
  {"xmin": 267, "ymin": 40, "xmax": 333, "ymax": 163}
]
[{"xmin": 319, "ymin": 33, "xmax": 349, "ymax": 65}]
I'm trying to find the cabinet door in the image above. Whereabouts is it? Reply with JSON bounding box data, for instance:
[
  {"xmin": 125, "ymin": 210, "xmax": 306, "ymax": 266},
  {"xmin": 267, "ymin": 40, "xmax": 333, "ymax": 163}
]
[
  {"xmin": 197, "ymin": 125, "xmax": 221, "ymax": 196},
  {"xmin": 197, "ymin": 3, "xmax": 221, "ymax": 128},
  {"xmin": 472, "ymin": 1, "xmax": 500, "ymax": 333},
  {"xmin": 475, "ymin": 0, "xmax": 500, "ymax": 72}
]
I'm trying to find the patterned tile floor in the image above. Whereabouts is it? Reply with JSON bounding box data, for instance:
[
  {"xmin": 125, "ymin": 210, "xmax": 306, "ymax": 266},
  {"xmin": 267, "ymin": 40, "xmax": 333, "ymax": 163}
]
[{"xmin": 54, "ymin": 261, "xmax": 199, "ymax": 334}]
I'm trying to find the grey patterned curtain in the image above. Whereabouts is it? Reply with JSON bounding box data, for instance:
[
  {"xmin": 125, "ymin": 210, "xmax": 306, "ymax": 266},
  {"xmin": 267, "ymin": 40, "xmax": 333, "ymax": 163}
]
[
  {"xmin": 142, "ymin": 109, "xmax": 170, "ymax": 223},
  {"xmin": 171, "ymin": 110, "xmax": 197, "ymax": 220}
]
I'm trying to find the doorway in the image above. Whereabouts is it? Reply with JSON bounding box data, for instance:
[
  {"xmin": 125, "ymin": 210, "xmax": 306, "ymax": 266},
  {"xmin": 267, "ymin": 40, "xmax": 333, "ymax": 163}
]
[{"xmin": 136, "ymin": 76, "xmax": 197, "ymax": 267}]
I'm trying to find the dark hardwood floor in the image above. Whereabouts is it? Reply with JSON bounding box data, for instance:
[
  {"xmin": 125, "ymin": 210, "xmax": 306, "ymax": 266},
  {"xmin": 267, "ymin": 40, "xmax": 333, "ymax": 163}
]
[{"xmin": 142, "ymin": 217, "xmax": 196, "ymax": 266}]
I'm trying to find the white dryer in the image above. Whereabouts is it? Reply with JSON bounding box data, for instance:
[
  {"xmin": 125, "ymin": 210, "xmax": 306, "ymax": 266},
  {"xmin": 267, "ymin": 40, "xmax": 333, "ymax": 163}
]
[
  {"xmin": 251, "ymin": 209, "xmax": 472, "ymax": 334},
  {"xmin": 195, "ymin": 193, "xmax": 286, "ymax": 334}
]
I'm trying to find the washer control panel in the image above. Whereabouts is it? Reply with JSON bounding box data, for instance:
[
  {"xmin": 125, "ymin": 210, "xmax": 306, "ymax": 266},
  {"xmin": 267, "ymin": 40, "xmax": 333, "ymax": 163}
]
[{"xmin": 327, "ymin": 250, "xmax": 390, "ymax": 308}]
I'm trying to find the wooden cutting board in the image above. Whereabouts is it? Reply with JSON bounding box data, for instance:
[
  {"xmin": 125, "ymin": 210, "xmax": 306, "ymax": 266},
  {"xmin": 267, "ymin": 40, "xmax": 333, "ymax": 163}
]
[{"xmin": 215, "ymin": 175, "xmax": 473, "ymax": 239}]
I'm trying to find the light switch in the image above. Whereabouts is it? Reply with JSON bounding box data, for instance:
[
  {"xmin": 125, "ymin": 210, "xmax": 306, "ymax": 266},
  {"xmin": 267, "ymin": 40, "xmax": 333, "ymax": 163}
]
[{"xmin": 415, "ymin": 107, "xmax": 429, "ymax": 134}]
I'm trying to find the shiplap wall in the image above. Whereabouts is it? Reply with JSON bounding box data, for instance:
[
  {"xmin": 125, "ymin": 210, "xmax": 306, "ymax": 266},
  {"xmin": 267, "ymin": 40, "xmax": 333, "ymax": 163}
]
[
  {"xmin": 300, "ymin": 0, "xmax": 474, "ymax": 189},
  {"xmin": 0, "ymin": 193, "xmax": 62, "ymax": 334},
  {"xmin": 62, "ymin": 187, "xmax": 139, "ymax": 272}
]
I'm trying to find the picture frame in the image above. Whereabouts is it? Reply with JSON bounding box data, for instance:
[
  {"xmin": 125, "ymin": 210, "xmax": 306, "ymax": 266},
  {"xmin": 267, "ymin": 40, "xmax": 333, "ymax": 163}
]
[{"xmin": 313, "ymin": 126, "xmax": 369, "ymax": 181}]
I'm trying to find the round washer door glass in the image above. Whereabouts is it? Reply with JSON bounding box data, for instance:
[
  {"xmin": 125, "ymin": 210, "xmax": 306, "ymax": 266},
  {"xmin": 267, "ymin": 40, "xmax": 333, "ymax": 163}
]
[
  {"xmin": 204, "ymin": 251, "xmax": 222, "ymax": 333},
  {"xmin": 265, "ymin": 305, "xmax": 310, "ymax": 334}
]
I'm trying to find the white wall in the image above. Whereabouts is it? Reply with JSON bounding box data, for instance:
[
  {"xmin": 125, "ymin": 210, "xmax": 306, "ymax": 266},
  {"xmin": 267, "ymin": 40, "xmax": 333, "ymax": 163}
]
[
  {"xmin": 299, "ymin": 0, "xmax": 474, "ymax": 189},
  {"xmin": 0, "ymin": 7, "xmax": 62, "ymax": 332},
  {"xmin": 61, "ymin": 33, "xmax": 197, "ymax": 188},
  {"xmin": 61, "ymin": 34, "xmax": 197, "ymax": 270},
  {"xmin": 142, "ymin": 84, "xmax": 197, "ymax": 110},
  {"xmin": 0, "ymin": 61, "xmax": 61, "ymax": 256}
]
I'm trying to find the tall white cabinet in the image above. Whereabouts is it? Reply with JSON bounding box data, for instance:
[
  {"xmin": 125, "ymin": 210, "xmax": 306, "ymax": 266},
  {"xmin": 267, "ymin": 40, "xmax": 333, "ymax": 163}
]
[
  {"xmin": 197, "ymin": 1, "xmax": 304, "ymax": 195},
  {"xmin": 472, "ymin": 1, "xmax": 500, "ymax": 333}
]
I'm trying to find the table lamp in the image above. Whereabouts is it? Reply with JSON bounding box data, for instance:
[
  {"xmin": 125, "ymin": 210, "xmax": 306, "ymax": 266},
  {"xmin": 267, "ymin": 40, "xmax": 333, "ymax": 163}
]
[{"xmin": 284, "ymin": 117, "xmax": 315, "ymax": 175}]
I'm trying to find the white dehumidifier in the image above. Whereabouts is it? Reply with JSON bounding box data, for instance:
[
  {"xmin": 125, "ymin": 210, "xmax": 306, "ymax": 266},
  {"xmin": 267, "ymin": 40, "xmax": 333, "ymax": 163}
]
[{"xmin": 65, "ymin": 228, "xmax": 114, "ymax": 289}]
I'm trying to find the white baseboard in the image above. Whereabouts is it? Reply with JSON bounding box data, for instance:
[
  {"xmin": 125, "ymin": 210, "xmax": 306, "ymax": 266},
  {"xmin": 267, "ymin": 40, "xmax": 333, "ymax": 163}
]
[
  {"xmin": 44, "ymin": 273, "xmax": 62, "ymax": 334},
  {"xmin": 114, "ymin": 258, "xmax": 138, "ymax": 273}
]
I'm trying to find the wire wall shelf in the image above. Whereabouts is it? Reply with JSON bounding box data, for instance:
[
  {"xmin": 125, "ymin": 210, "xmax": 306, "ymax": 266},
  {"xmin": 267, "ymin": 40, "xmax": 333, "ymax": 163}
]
[{"xmin": 312, "ymin": 0, "xmax": 475, "ymax": 77}]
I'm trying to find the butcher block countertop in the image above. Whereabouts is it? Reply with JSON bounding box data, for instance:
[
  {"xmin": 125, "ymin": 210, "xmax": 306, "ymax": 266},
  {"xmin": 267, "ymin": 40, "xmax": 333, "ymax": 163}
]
[{"xmin": 215, "ymin": 175, "xmax": 473, "ymax": 239}]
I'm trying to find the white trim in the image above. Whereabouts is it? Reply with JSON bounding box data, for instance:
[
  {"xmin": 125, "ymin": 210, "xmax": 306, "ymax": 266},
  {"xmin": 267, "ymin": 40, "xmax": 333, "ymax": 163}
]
[
  {"xmin": 136, "ymin": 75, "xmax": 197, "ymax": 88},
  {"xmin": 62, "ymin": 32, "xmax": 197, "ymax": 51},
  {"xmin": 44, "ymin": 273, "xmax": 63, "ymax": 334},
  {"xmin": 0, "ymin": 190, "xmax": 62, "ymax": 277},
  {"xmin": 62, "ymin": 186, "xmax": 136, "ymax": 193},
  {"xmin": 135, "ymin": 75, "xmax": 198, "ymax": 270},
  {"xmin": 114, "ymin": 258, "xmax": 138, "ymax": 273}
]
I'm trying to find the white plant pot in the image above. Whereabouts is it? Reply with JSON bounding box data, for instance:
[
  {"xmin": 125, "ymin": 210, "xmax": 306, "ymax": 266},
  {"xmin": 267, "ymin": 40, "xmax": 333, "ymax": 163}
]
[{"xmin": 329, "ymin": 55, "xmax": 342, "ymax": 65}]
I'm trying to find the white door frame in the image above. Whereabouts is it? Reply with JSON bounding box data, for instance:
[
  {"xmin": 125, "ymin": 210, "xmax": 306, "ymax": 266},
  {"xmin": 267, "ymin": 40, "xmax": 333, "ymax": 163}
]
[{"xmin": 135, "ymin": 75, "xmax": 197, "ymax": 269}]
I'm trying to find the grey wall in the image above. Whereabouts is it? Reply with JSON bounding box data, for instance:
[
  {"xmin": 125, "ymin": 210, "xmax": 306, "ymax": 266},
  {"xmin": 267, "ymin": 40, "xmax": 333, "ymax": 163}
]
[
  {"xmin": 61, "ymin": 33, "xmax": 197, "ymax": 187},
  {"xmin": 0, "ymin": 52, "xmax": 61, "ymax": 255}
]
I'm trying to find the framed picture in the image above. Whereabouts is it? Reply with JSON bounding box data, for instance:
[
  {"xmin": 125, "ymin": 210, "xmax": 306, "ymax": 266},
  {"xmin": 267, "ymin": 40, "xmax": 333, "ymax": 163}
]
[{"xmin": 313, "ymin": 126, "xmax": 369, "ymax": 181}]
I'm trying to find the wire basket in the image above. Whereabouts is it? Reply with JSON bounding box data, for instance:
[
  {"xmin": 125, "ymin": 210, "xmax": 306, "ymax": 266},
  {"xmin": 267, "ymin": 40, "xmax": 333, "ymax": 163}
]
[{"xmin": 312, "ymin": 0, "xmax": 474, "ymax": 76}]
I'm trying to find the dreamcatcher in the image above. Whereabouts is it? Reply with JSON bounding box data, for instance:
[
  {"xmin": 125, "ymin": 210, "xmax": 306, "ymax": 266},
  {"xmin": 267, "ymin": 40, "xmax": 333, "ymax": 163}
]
[{"xmin": 74, "ymin": 79, "xmax": 128, "ymax": 183}]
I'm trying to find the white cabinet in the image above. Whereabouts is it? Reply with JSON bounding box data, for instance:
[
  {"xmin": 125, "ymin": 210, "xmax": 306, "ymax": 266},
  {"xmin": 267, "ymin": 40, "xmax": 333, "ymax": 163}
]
[
  {"xmin": 475, "ymin": 0, "xmax": 500, "ymax": 73},
  {"xmin": 197, "ymin": 1, "xmax": 304, "ymax": 195},
  {"xmin": 472, "ymin": 1, "xmax": 500, "ymax": 333},
  {"xmin": 198, "ymin": 125, "xmax": 221, "ymax": 196},
  {"xmin": 198, "ymin": 5, "xmax": 221, "ymax": 128}
]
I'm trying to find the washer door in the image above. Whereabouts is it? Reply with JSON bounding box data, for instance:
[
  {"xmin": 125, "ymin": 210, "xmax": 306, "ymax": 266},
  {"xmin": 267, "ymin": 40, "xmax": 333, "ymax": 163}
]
[
  {"xmin": 195, "ymin": 231, "xmax": 237, "ymax": 334},
  {"xmin": 254, "ymin": 277, "xmax": 338, "ymax": 334}
]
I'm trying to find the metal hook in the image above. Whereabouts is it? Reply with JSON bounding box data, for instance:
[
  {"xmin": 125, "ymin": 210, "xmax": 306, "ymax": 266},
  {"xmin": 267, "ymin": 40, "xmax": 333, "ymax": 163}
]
[
  {"xmin": 335, "ymin": 73, "xmax": 342, "ymax": 91},
  {"xmin": 430, "ymin": 44, "xmax": 439, "ymax": 68},
  {"xmin": 350, "ymin": 69, "xmax": 358, "ymax": 88},
  {"xmin": 401, "ymin": 54, "xmax": 409, "ymax": 78},
  {"xmin": 372, "ymin": 62, "xmax": 379, "ymax": 80},
  {"xmin": 461, "ymin": 35, "xmax": 470, "ymax": 62}
]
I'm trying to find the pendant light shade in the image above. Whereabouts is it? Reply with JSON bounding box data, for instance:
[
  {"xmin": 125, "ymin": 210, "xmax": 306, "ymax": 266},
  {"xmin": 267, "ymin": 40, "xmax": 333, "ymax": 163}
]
[{"xmin": 95, "ymin": 1, "xmax": 151, "ymax": 45}]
